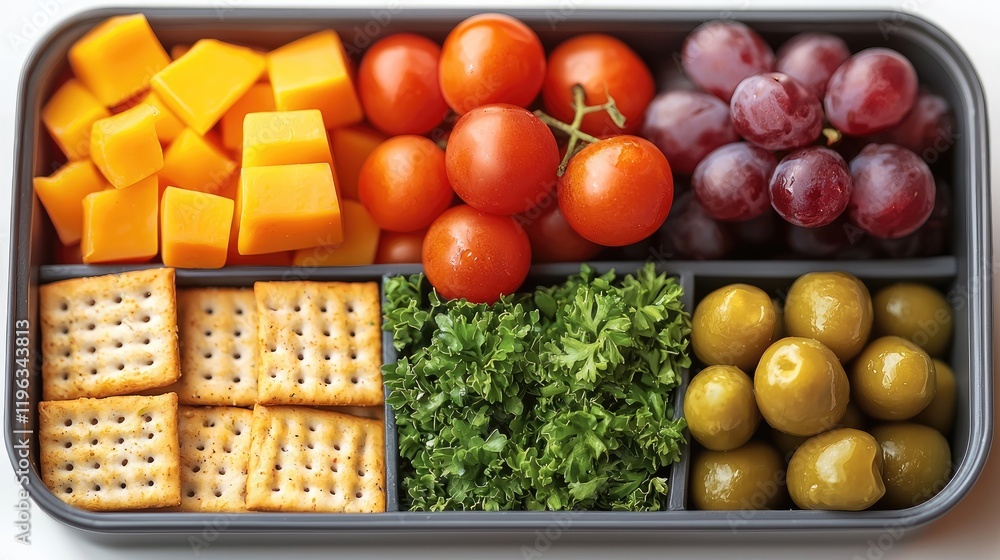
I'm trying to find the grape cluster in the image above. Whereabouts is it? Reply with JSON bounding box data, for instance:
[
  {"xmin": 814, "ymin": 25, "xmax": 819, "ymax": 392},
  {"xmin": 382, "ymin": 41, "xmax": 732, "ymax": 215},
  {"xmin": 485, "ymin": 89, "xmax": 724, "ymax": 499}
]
[{"xmin": 645, "ymin": 22, "xmax": 953, "ymax": 259}]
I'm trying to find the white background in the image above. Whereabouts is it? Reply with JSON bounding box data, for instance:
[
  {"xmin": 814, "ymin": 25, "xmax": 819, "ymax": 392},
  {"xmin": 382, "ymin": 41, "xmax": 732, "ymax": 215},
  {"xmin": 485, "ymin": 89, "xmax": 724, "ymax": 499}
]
[{"xmin": 1, "ymin": 0, "xmax": 999, "ymax": 558}]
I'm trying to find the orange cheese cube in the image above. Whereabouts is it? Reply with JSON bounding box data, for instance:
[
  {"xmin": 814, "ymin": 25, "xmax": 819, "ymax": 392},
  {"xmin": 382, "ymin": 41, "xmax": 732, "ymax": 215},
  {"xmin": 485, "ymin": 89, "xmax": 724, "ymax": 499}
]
[
  {"xmin": 219, "ymin": 173, "xmax": 292, "ymax": 266},
  {"xmin": 160, "ymin": 128, "xmax": 237, "ymax": 194},
  {"xmin": 160, "ymin": 187, "xmax": 234, "ymax": 268},
  {"xmin": 292, "ymin": 200, "xmax": 379, "ymax": 266},
  {"xmin": 151, "ymin": 39, "xmax": 266, "ymax": 135},
  {"xmin": 138, "ymin": 90, "xmax": 185, "ymax": 145},
  {"xmin": 81, "ymin": 175, "xmax": 159, "ymax": 263},
  {"xmin": 238, "ymin": 163, "xmax": 342, "ymax": 255},
  {"xmin": 330, "ymin": 125, "xmax": 386, "ymax": 200},
  {"xmin": 33, "ymin": 160, "xmax": 111, "ymax": 245},
  {"xmin": 68, "ymin": 14, "xmax": 170, "ymax": 107},
  {"xmin": 90, "ymin": 103, "xmax": 163, "ymax": 189},
  {"xmin": 220, "ymin": 83, "xmax": 276, "ymax": 153},
  {"xmin": 242, "ymin": 110, "xmax": 334, "ymax": 169},
  {"xmin": 41, "ymin": 79, "xmax": 111, "ymax": 160},
  {"xmin": 267, "ymin": 31, "xmax": 363, "ymax": 129}
]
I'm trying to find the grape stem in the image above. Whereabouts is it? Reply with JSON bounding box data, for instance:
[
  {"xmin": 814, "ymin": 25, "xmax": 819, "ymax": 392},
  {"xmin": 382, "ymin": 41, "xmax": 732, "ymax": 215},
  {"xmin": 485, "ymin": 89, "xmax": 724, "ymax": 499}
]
[{"xmin": 534, "ymin": 84, "xmax": 627, "ymax": 176}]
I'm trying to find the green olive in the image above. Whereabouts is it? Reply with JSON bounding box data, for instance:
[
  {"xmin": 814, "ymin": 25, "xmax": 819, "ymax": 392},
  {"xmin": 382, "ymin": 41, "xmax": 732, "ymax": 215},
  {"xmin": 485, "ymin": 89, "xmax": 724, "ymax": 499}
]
[
  {"xmin": 692, "ymin": 284, "xmax": 776, "ymax": 372},
  {"xmin": 785, "ymin": 271, "xmax": 873, "ymax": 362},
  {"xmin": 871, "ymin": 423, "xmax": 952, "ymax": 509},
  {"xmin": 755, "ymin": 337, "xmax": 850, "ymax": 437},
  {"xmin": 913, "ymin": 360, "xmax": 957, "ymax": 434},
  {"xmin": 771, "ymin": 298, "xmax": 785, "ymax": 342},
  {"xmin": 770, "ymin": 402, "xmax": 868, "ymax": 462},
  {"xmin": 684, "ymin": 365, "xmax": 760, "ymax": 451},
  {"xmin": 788, "ymin": 428, "xmax": 885, "ymax": 511},
  {"xmin": 873, "ymin": 283, "xmax": 953, "ymax": 358},
  {"xmin": 852, "ymin": 336, "xmax": 936, "ymax": 421},
  {"xmin": 691, "ymin": 441, "xmax": 787, "ymax": 510}
]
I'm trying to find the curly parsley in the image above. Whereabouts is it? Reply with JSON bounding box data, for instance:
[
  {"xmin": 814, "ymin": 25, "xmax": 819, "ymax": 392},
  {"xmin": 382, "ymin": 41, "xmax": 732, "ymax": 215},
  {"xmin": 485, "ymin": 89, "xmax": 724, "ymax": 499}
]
[{"xmin": 383, "ymin": 264, "xmax": 690, "ymax": 511}]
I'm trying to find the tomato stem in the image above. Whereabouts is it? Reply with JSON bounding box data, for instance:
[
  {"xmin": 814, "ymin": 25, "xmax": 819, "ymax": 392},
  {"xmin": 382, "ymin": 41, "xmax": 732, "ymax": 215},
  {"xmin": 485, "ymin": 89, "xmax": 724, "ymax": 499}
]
[{"xmin": 534, "ymin": 84, "xmax": 628, "ymax": 176}]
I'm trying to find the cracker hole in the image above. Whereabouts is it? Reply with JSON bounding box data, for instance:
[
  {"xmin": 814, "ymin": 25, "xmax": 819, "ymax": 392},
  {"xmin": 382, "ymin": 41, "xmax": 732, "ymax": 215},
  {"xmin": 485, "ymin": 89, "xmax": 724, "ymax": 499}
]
[
  {"xmin": 307, "ymin": 443, "xmax": 314, "ymax": 450},
  {"xmin": 280, "ymin": 446, "xmax": 287, "ymax": 452},
  {"xmin": 116, "ymin": 416, "xmax": 124, "ymax": 423},
  {"xmin": 223, "ymin": 446, "xmax": 231, "ymax": 454},
  {"xmin": 114, "ymin": 295, "xmax": 122, "ymax": 304},
  {"xmin": 121, "ymin": 459, "xmax": 128, "ymax": 466},
  {"xmin": 120, "ymin": 483, "xmax": 126, "ymax": 489},
  {"xmin": 87, "ymin": 323, "xmax": 95, "ymax": 330},
  {"xmin": 323, "ymin": 377, "xmax": 331, "ymax": 385},
  {"xmin": 358, "ymin": 470, "xmax": 365, "ymax": 477},
  {"xmin": 330, "ymin": 465, "xmax": 339, "ymax": 473},
  {"xmin": 204, "ymin": 375, "xmax": 213, "ymax": 380},
  {"xmin": 94, "ymin": 485, "xmax": 101, "ymax": 491},
  {"xmin": 270, "ymin": 373, "xmax": 277, "ymax": 379},
  {"xmin": 142, "ymin": 315, "xmax": 150, "ymax": 323},
  {"xmin": 117, "ymin": 437, "xmax": 124, "ymax": 444},
  {"xmin": 323, "ymin": 330, "xmax": 330, "ymax": 337},
  {"xmin": 143, "ymin": 338, "xmax": 150, "ymax": 345},
  {"xmin": 90, "ymin": 368, "xmax": 97, "ymax": 375},
  {"xmin": 294, "ymin": 329, "xmax": 303, "ymax": 336},
  {"xmin": 92, "ymin": 462, "xmax": 100, "ymax": 469},
  {"xmin": 320, "ymin": 305, "xmax": 327, "ymax": 313},
  {"xmin": 147, "ymin": 457, "xmax": 154, "ymax": 464},
  {"xmin": 305, "ymin": 464, "xmax": 312, "ymax": 470},
  {"xmin": 214, "ymin": 490, "xmax": 222, "ymax": 498},
  {"xmin": 87, "ymin": 298, "xmax": 95, "ymax": 306},
  {"xmin": 64, "ymin": 348, "xmax": 70, "ymax": 355},
  {"xmin": 275, "ymin": 464, "xmax": 282, "ymax": 471},
  {"xmin": 350, "ymin": 352, "xmax": 357, "ymax": 360},
  {"xmin": 202, "ymin": 421, "xmax": 214, "ymax": 428},
  {"xmin": 355, "ymin": 492, "xmax": 363, "ymax": 499},
  {"xmin": 147, "ymin": 433, "xmax": 154, "ymax": 439},
  {"xmin": 329, "ymin": 489, "xmax": 336, "ymax": 495},
  {"xmin": 233, "ymin": 353, "xmax": 241, "ymax": 360},
  {"xmin": 269, "ymin": 346, "xmax": 277, "ymax": 353},
  {"xmin": 62, "ymin": 328, "xmax": 69, "ymax": 335},
  {"xmin": 146, "ymin": 360, "xmax": 154, "ymax": 366},
  {"xmin": 117, "ymin": 363, "xmax": 125, "ymax": 371},
  {"xmin": 144, "ymin": 291, "xmax": 151, "ymax": 298},
  {"xmin": 60, "ymin": 302, "xmax": 68, "ymax": 311},
  {"xmin": 62, "ymin": 373, "xmax": 68, "ymax": 380},
  {"xmin": 115, "ymin": 342, "xmax": 123, "ymax": 348},
  {"xmin": 324, "ymin": 355, "xmax": 330, "ymax": 361},
  {"xmin": 234, "ymin": 330, "xmax": 242, "ymax": 337},
  {"xmin": 297, "ymin": 378, "xmax": 304, "ymax": 384},
  {"xmin": 334, "ymin": 444, "xmax": 341, "ymax": 451},
  {"xmin": 192, "ymin": 466, "xmax": 201, "ymax": 473},
  {"xmin": 218, "ymin": 468, "xmax": 226, "ymax": 475},
  {"xmin": 65, "ymin": 464, "xmax": 73, "ymax": 471},
  {"xmin": 233, "ymin": 376, "xmax": 241, "ymax": 383},
  {"xmin": 205, "ymin": 307, "xmax": 213, "ymax": 315},
  {"xmin": 147, "ymin": 481, "xmax": 154, "ymax": 487},
  {"xmin": 303, "ymin": 487, "xmax": 310, "ymax": 493},
  {"xmin": 297, "ymin": 353, "xmax": 304, "ymax": 361},
  {"xmin": 187, "ymin": 490, "xmax": 195, "ymax": 498},
  {"xmin": 308, "ymin": 425, "xmax": 316, "ymax": 432},
  {"xmin": 196, "ymin": 445, "xmax": 205, "ymax": 451},
  {"xmin": 272, "ymin": 488, "xmax": 279, "ymax": 492},
  {"xmin": 64, "ymin": 419, "xmax": 72, "ymax": 427},
  {"xmin": 349, "ymin": 331, "xmax": 355, "ymax": 338},
  {"xmin": 350, "ymin": 377, "xmax": 358, "ymax": 384},
  {"xmin": 144, "ymin": 415, "xmax": 152, "ymax": 423},
  {"xmin": 235, "ymin": 308, "xmax": 243, "ymax": 315},
  {"xmin": 234, "ymin": 429, "xmax": 242, "ymax": 436},
  {"xmin": 65, "ymin": 487, "xmax": 72, "ymax": 494},
  {"xmin": 347, "ymin": 305, "xmax": 354, "ymax": 313},
  {"xmin": 294, "ymin": 305, "xmax": 301, "ymax": 312},
  {"xmin": 204, "ymin": 352, "xmax": 213, "ymax": 359},
  {"xmin": 115, "ymin": 320, "xmax": 122, "ymax": 326},
  {"xmin": 204, "ymin": 330, "xmax": 212, "ymax": 337},
  {"xmin": 88, "ymin": 346, "xmax": 96, "ymax": 353},
  {"xmin": 64, "ymin": 442, "xmax": 71, "ymax": 448},
  {"xmin": 90, "ymin": 439, "xmax": 98, "ymax": 445},
  {"xmin": 89, "ymin": 418, "xmax": 98, "ymax": 425}
]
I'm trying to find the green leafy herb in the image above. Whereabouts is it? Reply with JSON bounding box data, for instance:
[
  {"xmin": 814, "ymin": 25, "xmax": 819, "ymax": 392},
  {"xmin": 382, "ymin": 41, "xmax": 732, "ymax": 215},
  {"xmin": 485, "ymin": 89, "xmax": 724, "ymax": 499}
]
[{"xmin": 383, "ymin": 263, "xmax": 691, "ymax": 511}]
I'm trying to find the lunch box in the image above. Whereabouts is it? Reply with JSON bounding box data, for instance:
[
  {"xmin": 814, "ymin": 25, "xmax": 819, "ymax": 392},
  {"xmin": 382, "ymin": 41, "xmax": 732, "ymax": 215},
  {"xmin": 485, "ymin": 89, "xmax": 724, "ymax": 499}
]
[{"xmin": 5, "ymin": 7, "xmax": 992, "ymax": 535}]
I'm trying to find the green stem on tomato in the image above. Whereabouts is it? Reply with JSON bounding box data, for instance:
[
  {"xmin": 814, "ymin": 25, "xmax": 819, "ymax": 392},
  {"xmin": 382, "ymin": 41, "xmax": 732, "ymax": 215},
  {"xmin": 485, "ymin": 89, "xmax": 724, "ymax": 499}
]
[{"xmin": 534, "ymin": 84, "xmax": 628, "ymax": 176}]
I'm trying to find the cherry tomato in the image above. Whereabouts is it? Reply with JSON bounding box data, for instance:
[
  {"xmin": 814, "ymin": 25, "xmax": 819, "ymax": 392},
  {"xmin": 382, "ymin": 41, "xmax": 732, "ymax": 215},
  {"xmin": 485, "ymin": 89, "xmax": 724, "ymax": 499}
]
[
  {"xmin": 358, "ymin": 136, "xmax": 454, "ymax": 232},
  {"xmin": 558, "ymin": 136, "xmax": 674, "ymax": 247},
  {"xmin": 542, "ymin": 34, "xmax": 655, "ymax": 136},
  {"xmin": 358, "ymin": 33, "xmax": 449, "ymax": 136},
  {"xmin": 439, "ymin": 13, "xmax": 546, "ymax": 114},
  {"xmin": 422, "ymin": 205, "xmax": 531, "ymax": 304},
  {"xmin": 446, "ymin": 104, "xmax": 558, "ymax": 215},
  {"xmin": 375, "ymin": 230, "xmax": 425, "ymax": 263},
  {"xmin": 519, "ymin": 196, "xmax": 602, "ymax": 262}
]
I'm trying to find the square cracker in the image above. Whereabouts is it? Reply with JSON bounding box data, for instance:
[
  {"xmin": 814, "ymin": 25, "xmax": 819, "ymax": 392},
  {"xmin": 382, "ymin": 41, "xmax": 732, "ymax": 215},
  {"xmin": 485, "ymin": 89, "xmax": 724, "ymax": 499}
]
[
  {"xmin": 155, "ymin": 289, "xmax": 259, "ymax": 406},
  {"xmin": 173, "ymin": 406, "xmax": 253, "ymax": 512},
  {"xmin": 254, "ymin": 281, "xmax": 382, "ymax": 406},
  {"xmin": 40, "ymin": 267, "xmax": 180, "ymax": 400},
  {"xmin": 38, "ymin": 393, "xmax": 181, "ymax": 511},
  {"xmin": 245, "ymin": 405, "xmax": 385, "ymax": 513}
]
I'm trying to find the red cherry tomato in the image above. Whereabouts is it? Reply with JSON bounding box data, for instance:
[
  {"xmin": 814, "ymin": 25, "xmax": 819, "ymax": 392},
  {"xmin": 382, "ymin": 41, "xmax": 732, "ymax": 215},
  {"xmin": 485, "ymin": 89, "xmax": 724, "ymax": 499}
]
[
  {"xmin": 520, "ymin": 197, "xmax": 602, "ymax": 262},
  {"xmin": 542, "ymin": 34, "xmax": 655, "ymax": 136},
  {"xmin": 439, "ymin": 13, "xmax": 546, "ymax": 114},
  {"xmin": 358, "ymin": 136, "xmax": 454, "ymax": 232},
  {"xmin": 558, "ymin": 136, "xmax": 674, "ymax": 247},
  {"xmin": 375, "ymin": 230, "xmax": 425, "ymax": 263},
  {"xmin": 445, "ymin": 104, "xmax": 559, "ymax": 216},
  {"xmin": 422, "ymin": 205, "xmax": 531, "ymax": 304},
  {"xmin": 358, "ymin": 33, "xmax": 449, "ymax": 136}
]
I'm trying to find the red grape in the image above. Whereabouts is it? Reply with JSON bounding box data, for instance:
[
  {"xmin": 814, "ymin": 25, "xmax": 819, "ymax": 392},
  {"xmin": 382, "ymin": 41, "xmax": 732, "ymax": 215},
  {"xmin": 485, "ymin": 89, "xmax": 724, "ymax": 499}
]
[
  {"xmin": 681, "ymin": 21, "xmax": 774, "ymax": 102},
  {"xmin": 876, "ymin": 89, "xmax": 955, "ymax": 161},
  {"xmin": 769, "ymin": 146, "xmax": 852, "ymax": 228},
  {"xmin": 847, "ymin": 143, "xmax": 935, "ymax": 239},
  {"xmin": 875, "ymin": 177, "xmax": 951, "ymax": 257},
  {"xmin": 641, "ymin": 91, "xmax": 739, "ymax": 176},
  {"xmin": 785, "ymin": 219, "xmax": 854, "ymax": 258},
  {"xmin": 657, "ymin": 191, "xmax": 733, "ymax": 259},
  {"xmin": 730, "ymin": 72, "xmax": 823, "ymax": 151},
  {"xmin": 775, "ymin": 32, "xmax": 850, "ymax": 98},
  {"xmin": 692, "ymin": 142, "xmax": 776, "ymax": 222},
  {"xmin": 824, "ymin": 48, "xmax": 918, "ymax": 136}
]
